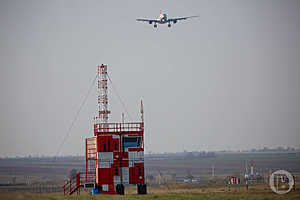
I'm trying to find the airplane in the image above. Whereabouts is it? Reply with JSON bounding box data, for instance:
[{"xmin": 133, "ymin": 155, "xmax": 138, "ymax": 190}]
[{"xmin": 136, "ymin": 11, "xmax": 198, "ymax": 28}]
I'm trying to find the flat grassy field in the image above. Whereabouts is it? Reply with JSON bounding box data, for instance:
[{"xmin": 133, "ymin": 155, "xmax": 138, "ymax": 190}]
[
  {"xmin": 1, "ymin": 153, "xmax": 299, "ymax": 199},
  {"xmin": 1, "ymin": 183, "xmax": 299, "ymax": 200}
]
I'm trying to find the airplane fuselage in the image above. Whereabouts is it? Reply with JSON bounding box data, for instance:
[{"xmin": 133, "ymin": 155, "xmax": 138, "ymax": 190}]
[
  {"xmin": 158, "ymin": 13, "xmax": 168, "ymax": 24},
  {"xmin": 136, "ymin": 12, "xmax": 198, "ymax": 28}
]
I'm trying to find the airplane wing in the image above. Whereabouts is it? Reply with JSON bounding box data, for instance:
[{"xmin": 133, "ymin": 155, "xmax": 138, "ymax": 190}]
[
  {"xmin": 168, "ymin": 15, "xmax": 199, "ymax": 23},
  {"xmin": 136, "ymin": 19, "xmax": 160, "ymax": 23}
]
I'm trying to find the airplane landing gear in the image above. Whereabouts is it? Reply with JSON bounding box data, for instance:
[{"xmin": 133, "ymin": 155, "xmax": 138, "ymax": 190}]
[
  {"xmin": 154, "ymin": 24, "xmax": 157, "ymax": 28},
  {"xmin": 168, "ymin": 23, "xmax": 171, "ymax": 27}
]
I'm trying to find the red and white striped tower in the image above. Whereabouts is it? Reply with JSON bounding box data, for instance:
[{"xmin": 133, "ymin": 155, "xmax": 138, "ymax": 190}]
[
  {"xmin": 97, "ymin": 64, "xmax": 110, "ymax": 124},
  {"xmin": 250, "ymin": 160, "xmax": 254, "ymax": 180}
]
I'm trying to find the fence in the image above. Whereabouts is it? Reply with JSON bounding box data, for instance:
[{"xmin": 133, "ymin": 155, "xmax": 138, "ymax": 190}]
[{"xmin": 0, "ymin": 184, "xmax": 63, "ymax": 193}]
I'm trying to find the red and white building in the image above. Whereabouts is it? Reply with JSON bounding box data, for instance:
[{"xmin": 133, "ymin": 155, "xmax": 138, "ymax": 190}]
[{"xmin": 64, "ymin": 64, "xmax": 146, "ymax": 195}]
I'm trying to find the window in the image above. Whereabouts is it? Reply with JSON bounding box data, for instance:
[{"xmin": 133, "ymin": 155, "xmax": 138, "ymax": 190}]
[
  {"xmin": 124, "ymin": 137, "xmax": 138, "ymax": 143},
  {"xmin": 114, "ymin": 143, "xmax": 118, "ymax": 151},
  {"xmin": 123, "ymin": 137, "xmax": 142, "ymax": 148},
  {"xmin": 103, "ymin": 144, "xmax": 106, "ymax": 151}
]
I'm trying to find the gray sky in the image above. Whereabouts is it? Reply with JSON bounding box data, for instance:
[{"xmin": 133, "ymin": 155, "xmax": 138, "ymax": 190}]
[{"xmin": 0, "ymin": 0, "xmax": 300, "ymax": 157}]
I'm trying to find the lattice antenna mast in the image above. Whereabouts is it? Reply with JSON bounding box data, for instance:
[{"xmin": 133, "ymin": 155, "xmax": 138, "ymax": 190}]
[
  {"xmin": 97, "ymin": 64, "xmax": 110, "ymax": 123},
  {"xmin": 140, "ymin": 100, "xmax": 144, "ymax": 123}
]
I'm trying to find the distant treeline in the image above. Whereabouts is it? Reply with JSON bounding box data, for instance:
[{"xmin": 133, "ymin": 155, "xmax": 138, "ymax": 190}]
[
  {"xmin": 1, "ymin": 146, "xmax": 299, "ymax": 160},
  {"xmin": 249, "ymin": 146, "xmax": 298, "ymax": 152},
  {"xmin": 0, "ymin": 155, "xmax": 85, "ymax": 160},
  {"xmin": 145, "ymin": 151, "xmax": 216, "ymax": 160},
  {"xmin": 184, "ymin": 151, "xmax": 216, "ymax": 159}
]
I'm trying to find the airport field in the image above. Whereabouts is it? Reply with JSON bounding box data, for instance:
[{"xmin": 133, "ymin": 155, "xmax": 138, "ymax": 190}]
[
  {"xmin": 146, "ymin": 151, "xmax": 300, "ymax": 179},
  {"xmin": 0, "ymin": 183, "xmax": 300, "ymax": 200},
  {"xmin": 0, "ymin": 151, "xmax": 299, "ymax": 199},
  {"xmin": 1, "ymin": 151, "xmax": 299, "ymax": 185}
]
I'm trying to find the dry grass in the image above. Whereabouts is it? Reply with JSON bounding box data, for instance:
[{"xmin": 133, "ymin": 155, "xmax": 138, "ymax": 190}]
[{"xmin": 0, "ymin": 183, "xmax": 299, "ymax": 200}]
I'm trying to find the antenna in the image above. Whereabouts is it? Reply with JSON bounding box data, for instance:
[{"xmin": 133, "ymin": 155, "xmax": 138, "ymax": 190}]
[
  {"xmin": 97, "ymin": 64, "xmax": 110, "ymax": 123},
  {"xmin": 140, "ymin": 100, "xmax": 144, "ymax": 122}
]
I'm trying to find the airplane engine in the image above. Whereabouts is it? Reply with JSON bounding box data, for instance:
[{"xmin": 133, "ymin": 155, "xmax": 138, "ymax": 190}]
[
  {"xmin": 149, "ymin": 21, "xmax": 152, "ymax": 24},
  {"xmin": 173, "ymin": 20, "xmax": 177, "ymax": 24}
]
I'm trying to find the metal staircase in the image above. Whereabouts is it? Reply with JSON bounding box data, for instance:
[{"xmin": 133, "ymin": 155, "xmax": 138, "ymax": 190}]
[
  {"xmin": 63, "ymin": 172, "xmax": 95, "ymax": 195},
  {"xmin": 63, "ymin": 137, "xmax": 97, "ymax": 195}
]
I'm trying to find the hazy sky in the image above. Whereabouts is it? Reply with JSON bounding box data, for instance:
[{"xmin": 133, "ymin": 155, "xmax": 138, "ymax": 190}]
[{"xmin": 1, "ymin": 0, "xmax": 300, "ymax": 156}]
